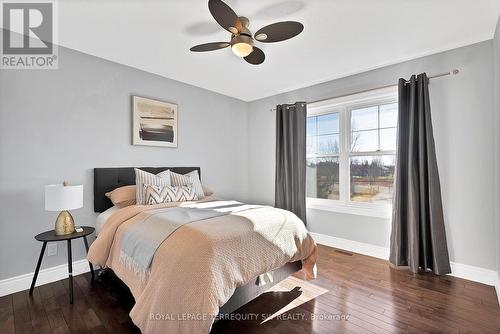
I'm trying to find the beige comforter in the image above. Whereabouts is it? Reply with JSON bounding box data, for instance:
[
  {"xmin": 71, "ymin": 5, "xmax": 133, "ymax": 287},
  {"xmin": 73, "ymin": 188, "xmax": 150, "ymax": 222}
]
[{"xmin": 87, "ymin": 196, "xmax": 317, "ymax": 333}]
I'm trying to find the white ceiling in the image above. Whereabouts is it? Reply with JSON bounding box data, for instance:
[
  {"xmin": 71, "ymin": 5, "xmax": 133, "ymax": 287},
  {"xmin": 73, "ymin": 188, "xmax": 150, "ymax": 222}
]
[{"xmin": 58, "ymin": 0, "xmax": 500, "ymax": 101}]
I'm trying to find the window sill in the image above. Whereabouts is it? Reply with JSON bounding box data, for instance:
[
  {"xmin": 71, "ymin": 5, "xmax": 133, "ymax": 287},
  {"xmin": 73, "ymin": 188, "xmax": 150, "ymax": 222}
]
[{"xmin": 306, "ymin": 198, "xmax": 392, "ymax": 219}]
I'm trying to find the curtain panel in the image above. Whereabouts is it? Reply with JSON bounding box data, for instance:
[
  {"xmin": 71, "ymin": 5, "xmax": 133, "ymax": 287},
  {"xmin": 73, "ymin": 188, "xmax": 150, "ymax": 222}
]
[
  {"xmin": 389, "ymin": 73, "xmax": 451, "ymax": 275},
  {"xmin": 275, "ymin": 102, "xmax": 307, "ymax": 225}
]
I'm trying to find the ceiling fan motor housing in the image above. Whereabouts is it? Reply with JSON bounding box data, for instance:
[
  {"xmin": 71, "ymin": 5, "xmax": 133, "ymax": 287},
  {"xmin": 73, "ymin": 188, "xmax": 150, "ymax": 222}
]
[
  {"xmin": 231, "ymin": 33, "xmax": 253, "ymax": 45},
  {"xmin": 231, "ymin": 25, "xmax": 253, "ymax": 44},
  {"xmin": 231, "ymin": 25, "xmax": 254, "ymax": 56},
  {"xmin": 238, "ymin": 16, "xmax": 250, "ymax": 28}
]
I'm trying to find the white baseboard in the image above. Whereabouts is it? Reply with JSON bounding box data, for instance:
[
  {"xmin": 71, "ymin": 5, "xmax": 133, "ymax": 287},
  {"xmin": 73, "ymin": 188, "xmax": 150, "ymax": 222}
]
[
  {"xmin": 310, "ymin": 232, "xmax": 390, "ymax": 260},
  {"xmin": 449, "ymin": 262, "xmax": 498, "ymax": 286},
  {"xmin": 0, "ymin": 259, "xmax": 90, "ymax": 297},
  {"xmin": 310, "ymin": 232, "xmax": 500, "ymax": 290},
  {"xmin": 495, "ymin": 273, "xmax": 500, "ymax": 306}
]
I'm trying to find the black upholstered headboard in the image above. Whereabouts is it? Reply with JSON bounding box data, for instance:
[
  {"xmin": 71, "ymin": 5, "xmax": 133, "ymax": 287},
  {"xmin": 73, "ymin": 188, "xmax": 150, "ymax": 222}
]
[{"xmin": 93, "ymin": 167, "xmax": 201, "ymax": 213}]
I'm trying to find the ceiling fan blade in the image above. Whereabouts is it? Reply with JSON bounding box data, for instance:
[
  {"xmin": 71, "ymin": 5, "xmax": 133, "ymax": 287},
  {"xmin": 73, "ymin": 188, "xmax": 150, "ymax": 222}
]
[
  {"xmin": 254, "ymin": 21, "xmax": 304, "ymax": 43},
  {"xmin": 208, "ymin": 0, "xmax": 243, "ymax": 33},
  {"xmin": 190, "ymin": 42, "xmax": 230, "ymax": 52},
  {"xmin": 244, "ymin": 47, "xmax": 265, "ymax": 65}
]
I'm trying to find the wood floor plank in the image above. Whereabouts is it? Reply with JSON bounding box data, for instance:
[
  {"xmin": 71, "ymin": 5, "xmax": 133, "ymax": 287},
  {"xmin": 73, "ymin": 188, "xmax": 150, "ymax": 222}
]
[
  {"xmin": 74, "ymin": 273, "xmax": 139, "ymax": 333},
  {"xmin": 0, "ymin": 295, "xmax": 15, "ymax": 334},
  {"xmin": 50, "ymin": 280, "xmax": 89, "ymax": 334},
  {"xmin": 38, "ymin": 283, "xmax": 71, "ymax": 334},
  {"xmin": 25, "ymin": 288, "xmax": 52, "ymax": 334},
  {"xmin": 12, "ymin": 291, "xmax": 34, "ymax": 334}
]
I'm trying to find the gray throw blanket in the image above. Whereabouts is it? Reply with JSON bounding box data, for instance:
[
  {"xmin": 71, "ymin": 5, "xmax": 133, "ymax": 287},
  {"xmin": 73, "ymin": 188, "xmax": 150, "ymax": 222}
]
[{"xmin": 119, "ymin": 202, "xmax": 261, "ymax": 279}]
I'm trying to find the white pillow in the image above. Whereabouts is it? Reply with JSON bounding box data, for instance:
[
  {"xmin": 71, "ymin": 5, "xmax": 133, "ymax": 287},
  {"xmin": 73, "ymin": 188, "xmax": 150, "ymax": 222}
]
[
  {"xmin": 169, "ymin": 170, "xmax": 205, "ymax": 198},
  {"xmin": 134, "ymin": 168, "xmax": 171, "ymax": 204}
]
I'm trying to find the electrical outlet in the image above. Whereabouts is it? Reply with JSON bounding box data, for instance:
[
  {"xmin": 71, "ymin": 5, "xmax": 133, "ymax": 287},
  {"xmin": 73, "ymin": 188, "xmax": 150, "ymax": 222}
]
[{"xmin": 47, "ymin": 243, "xmax": 57, "ymax": 256}]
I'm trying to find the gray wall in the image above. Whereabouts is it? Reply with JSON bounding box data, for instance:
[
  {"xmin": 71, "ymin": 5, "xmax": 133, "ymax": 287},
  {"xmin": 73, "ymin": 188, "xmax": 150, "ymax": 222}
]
[
  {"xmin": 1, "ymin": 37, "xmax": 498, "ymax": 281},
  {"xmin": 494, "ymin": 16, "xmax": 500, "ymax": 279},
  {"xmin": 247, "ymin": 41, "xmax": 497, "ymax": 269},
  {"xmin": 0, "ymin": 46, "xmax": 249, "ymax": 280}
]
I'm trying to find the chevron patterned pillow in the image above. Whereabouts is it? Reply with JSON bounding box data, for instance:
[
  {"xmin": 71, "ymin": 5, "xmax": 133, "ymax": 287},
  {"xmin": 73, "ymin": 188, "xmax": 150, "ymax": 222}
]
[{"xmin": 143, "ymin": 184, "xmax": 199, "ymax": 204}]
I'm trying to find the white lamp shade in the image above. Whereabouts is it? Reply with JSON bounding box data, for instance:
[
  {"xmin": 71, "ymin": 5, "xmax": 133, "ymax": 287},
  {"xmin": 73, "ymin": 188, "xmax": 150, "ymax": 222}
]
[{"xmin": 45, "ymin": 184, "xmax": 83, "ymax": 211}]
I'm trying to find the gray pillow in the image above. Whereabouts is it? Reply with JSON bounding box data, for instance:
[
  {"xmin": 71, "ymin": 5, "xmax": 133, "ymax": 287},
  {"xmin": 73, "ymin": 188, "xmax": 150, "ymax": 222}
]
[{"xmin": 169, "ymin": 170, "xmax": 205, "ymax": 198}]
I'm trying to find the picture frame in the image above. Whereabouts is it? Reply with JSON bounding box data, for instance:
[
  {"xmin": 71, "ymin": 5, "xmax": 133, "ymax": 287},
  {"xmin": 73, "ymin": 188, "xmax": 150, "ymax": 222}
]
[{"xmin": 132, "ymin": 96, "xmax": 178, "ymax": 147}]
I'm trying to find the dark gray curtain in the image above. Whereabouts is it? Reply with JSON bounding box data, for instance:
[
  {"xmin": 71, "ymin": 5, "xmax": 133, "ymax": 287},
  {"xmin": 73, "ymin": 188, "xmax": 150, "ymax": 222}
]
[
  {"xmin": 275, "ymin": 102, "xmax": 307, "ymax": 225},
  {"xmin": 389, "ymin": 73, "xmax": 451, "ymax": 275}
]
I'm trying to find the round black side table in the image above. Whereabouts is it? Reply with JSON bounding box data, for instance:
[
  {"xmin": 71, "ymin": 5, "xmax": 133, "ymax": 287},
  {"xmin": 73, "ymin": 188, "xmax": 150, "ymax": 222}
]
[{"xmin": 30, "ymin": 226, "xmax": 95, "ymax": 304}]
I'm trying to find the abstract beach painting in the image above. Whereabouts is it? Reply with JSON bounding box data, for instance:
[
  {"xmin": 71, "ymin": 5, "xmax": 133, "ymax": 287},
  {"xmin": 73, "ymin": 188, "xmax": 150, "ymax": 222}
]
[{"xmin": 132, "ymin": 96, "xmax": 178, "ymax": 147}]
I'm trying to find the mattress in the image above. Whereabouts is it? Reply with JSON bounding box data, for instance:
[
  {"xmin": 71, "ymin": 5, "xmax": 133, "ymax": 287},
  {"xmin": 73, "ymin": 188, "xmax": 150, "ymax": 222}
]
[{"xmin": 95, "ymin": 205, "xmax": 119, "ymax": 234}]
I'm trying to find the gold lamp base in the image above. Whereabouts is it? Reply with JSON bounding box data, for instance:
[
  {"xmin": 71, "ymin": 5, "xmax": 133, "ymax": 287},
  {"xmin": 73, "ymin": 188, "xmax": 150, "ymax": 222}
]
[{"xmin": 54, "ymin": 210, "xmax": 75, "ymax": 235}]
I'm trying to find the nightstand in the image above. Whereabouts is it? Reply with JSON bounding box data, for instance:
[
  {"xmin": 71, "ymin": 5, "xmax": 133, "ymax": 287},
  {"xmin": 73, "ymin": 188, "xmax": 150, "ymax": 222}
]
[{"xmin": 30, "ymin": 226, "xmax": 95, "ymax": 304}]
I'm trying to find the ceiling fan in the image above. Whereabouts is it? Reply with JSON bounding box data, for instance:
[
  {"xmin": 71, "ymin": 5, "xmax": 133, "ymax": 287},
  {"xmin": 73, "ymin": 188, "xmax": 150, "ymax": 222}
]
[{"xmin": 190, "ymin": 0, "xmax": 304, "ymax": 65}]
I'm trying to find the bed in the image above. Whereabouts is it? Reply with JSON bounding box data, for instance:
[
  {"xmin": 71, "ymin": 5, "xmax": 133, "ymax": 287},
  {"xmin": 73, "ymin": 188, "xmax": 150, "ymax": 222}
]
[{"xmin": 89, "ymin": 167, "xmax": 317, "ymax": 333}]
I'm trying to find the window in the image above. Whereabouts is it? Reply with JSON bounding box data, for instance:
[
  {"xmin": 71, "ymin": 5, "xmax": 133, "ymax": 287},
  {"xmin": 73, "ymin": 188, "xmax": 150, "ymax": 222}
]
[
  {"xmin": 306, "ymin": 113, "xmax": 340, "ymax": 200},
  {"xmin": 306, "ymin": 88, "xmax": 397, "ymax": 217}
]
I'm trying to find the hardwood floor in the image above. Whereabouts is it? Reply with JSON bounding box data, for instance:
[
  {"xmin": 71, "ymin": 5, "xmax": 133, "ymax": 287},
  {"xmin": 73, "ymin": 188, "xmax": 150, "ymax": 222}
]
[{"xmin": 1, "ymin": 244, "xmax": 499, "ymax": 333}]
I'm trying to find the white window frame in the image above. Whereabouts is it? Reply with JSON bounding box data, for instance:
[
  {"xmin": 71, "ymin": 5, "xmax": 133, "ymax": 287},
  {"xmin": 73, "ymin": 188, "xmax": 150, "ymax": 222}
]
[{"xmin": 306, "ymin": 86, "xmax": 397, "ymax": 218}]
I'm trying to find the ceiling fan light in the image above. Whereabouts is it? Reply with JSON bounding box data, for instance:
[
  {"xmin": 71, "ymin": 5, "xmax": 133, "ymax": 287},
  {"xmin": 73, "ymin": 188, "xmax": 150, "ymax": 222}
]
[
  {"xmin": 231, "ymin": 34, "xmax": 253, "ymax": 57},
  {"xmin": 232, "ymin": 43, "xmax": 253, "ymax": 57}
]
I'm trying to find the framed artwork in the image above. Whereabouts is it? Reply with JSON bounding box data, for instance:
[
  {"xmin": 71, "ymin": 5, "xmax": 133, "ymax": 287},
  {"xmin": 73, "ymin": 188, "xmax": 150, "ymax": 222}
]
[{"xmin": 132, "ymin": 96, "xmax": 178, "ymax": 147}]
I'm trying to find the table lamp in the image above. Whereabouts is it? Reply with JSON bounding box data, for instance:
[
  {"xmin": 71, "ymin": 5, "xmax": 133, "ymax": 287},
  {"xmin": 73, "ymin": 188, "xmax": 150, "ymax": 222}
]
[{"xmin": 45, "ymin": 182, "xmax": 83, "ymax": 235}]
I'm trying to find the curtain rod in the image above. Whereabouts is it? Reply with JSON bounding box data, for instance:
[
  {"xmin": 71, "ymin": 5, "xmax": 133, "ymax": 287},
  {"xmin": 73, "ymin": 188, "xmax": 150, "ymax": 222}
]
[{"xmin": 270, "ymin": 69, "xmax": 459, "ymax": 112}]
